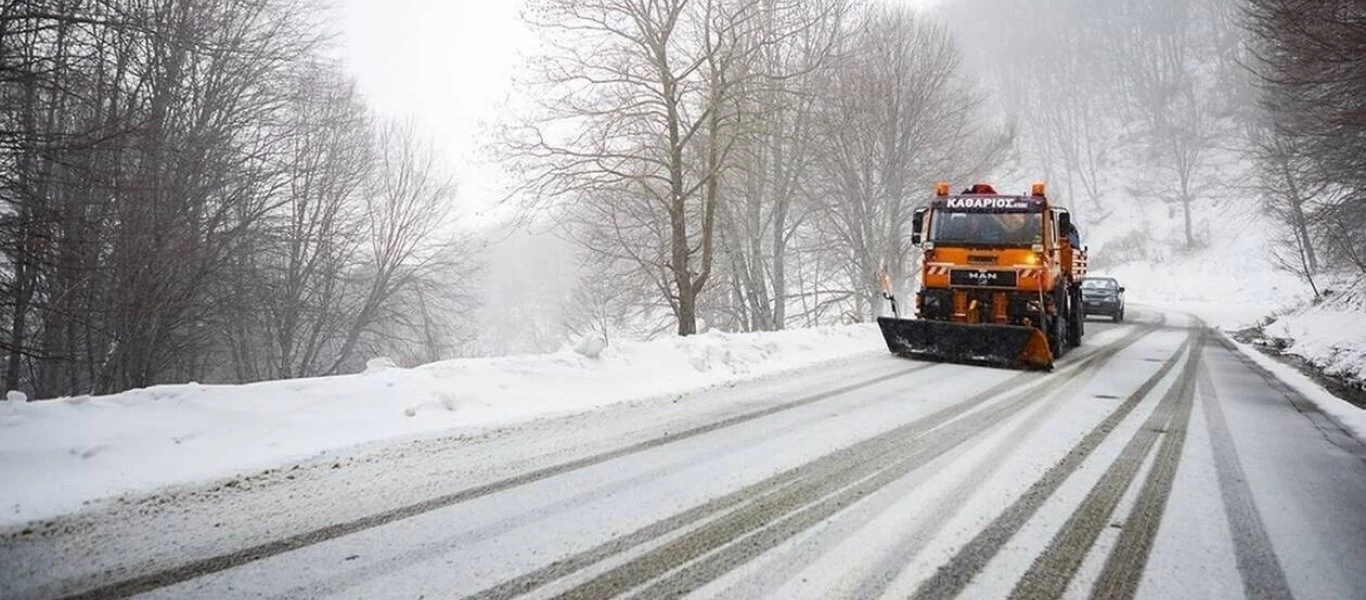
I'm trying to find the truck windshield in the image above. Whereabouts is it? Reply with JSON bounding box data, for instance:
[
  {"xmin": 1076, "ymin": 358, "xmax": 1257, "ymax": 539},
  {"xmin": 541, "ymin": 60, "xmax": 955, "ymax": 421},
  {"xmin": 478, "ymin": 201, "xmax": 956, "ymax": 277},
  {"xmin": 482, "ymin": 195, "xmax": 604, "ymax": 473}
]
[{"xmin": 930, "ymin": 212, "xmax": 1042, "ymax": 246}]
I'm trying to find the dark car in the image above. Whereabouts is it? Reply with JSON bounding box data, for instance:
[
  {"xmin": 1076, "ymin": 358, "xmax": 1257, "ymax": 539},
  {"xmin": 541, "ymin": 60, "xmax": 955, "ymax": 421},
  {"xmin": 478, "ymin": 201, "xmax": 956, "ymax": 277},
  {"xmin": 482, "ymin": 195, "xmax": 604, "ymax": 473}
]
[{"xmin": 1080, "ymin": 277, "xmax": 1126, "ymax": 322}]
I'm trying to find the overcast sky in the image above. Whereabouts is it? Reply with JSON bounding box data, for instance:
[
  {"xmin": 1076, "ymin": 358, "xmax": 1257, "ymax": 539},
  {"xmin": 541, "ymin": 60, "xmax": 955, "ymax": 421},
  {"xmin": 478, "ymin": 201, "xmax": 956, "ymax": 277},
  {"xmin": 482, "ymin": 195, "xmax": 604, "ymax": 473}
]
[{"xmin": 338, "ymin": 0, "xmax": 943, "ymax": 216}]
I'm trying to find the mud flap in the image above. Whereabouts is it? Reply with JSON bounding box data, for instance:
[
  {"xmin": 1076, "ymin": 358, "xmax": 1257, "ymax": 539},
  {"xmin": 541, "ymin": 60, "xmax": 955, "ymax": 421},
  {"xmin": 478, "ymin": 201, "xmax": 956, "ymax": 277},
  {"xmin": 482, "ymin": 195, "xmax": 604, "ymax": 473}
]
[{"xmin": 876, "ymin": 317, "xmax": 1054, "ymax": 370}]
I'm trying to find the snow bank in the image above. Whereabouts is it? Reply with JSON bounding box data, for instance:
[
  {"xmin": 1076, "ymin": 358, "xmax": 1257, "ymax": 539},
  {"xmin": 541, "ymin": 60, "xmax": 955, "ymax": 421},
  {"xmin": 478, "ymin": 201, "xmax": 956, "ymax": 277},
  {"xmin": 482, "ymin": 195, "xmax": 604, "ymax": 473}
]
[
  {"xmin": 0, "ymin": 325, "xmax": 882, "ymax": 526},
  {"xmin": 1260, "ymin": 280, "xmax": 1366, "ymax": 389}
]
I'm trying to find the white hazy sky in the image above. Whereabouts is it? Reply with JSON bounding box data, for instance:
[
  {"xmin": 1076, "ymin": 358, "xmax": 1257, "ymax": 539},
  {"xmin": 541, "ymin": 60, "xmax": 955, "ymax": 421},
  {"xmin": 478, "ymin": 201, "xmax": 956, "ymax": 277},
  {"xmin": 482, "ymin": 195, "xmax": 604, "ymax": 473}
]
[{"xmin": 338, "ymin": 0, "xmax": 943, "ymax": 214}]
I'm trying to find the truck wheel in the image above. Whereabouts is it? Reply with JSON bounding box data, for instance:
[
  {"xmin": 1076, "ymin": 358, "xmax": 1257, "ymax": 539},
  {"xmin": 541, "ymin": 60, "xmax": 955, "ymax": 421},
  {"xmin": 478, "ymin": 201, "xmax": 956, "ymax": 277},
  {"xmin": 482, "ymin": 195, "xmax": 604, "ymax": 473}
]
[
  {"xmin": 1049, "ymin": 286, "xmax": 1071, "ymax": 357},
  {"xmin": 1068, "ymin": 287, "xmax": 1084, "ymax": 347}
]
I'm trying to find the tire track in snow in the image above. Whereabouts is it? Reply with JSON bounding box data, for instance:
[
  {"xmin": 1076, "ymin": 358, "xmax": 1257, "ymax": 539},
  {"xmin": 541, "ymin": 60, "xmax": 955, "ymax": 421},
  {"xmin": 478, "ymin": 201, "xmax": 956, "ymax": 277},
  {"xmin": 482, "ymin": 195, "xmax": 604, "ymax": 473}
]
[
  {"xmin": 464, "ymin": 370, "xmax": 1041, "ymax": 600},
  {"xmin": 56, "ymin": 361, "xmax": 941, "ymax": 600},
  {"xmin": 1086, "ymin": 333, "xmax": 1205, "ymax": 599},
  {"xmin": 909, "ymin": 321, "xmax": 1187, "ymax": 600},
  {"xmin": 467, "ymin": 322, "xmax": 1159, "ymax": 600},
  {"xmin": 1213, "ymin": 335, "xmax": 1366, "ymax": 466},
  {"xmin": 522, "ymin": 322, "xmax": 1163, "ymax": 600},
  {"xmin": 276, "ymin": 362, "xmax": 956, "ymax": 599},
  {"xmin": 717, "ymin": 331, "xmax": 1118, "ymax": 600},
  {"xmin": 843, "ymin": 356, "xmax": 1097, "ymax": 600},
  {"xmin": 1194, "ymin": 362, "xmax": 1294, "ymax": 600},
  {"xmin": 617, "ymin": 349, "xmax": 1119, "ymax": 600},
  {"xmin": 1008, "ymin": 329, "xmax": 1204, "ymax": 600}
]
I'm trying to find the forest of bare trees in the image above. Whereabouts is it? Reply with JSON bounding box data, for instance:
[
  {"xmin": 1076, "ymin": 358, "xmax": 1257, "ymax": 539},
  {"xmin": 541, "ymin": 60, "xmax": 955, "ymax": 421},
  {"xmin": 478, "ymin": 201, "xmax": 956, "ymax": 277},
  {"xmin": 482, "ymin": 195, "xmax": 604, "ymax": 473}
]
[
  {"xmin": 941, "ymin": 0, "xmax": 1255, "ymax": 252},
  {"xmin": 1247, "ymin": 0, "xmax": 1366, "ymax": 294},
  {"xmin": 0, "ymin": 0, "xmax": 475, "ymax": 397},
  {"xmin": 501, "ymin": 0, "xmax": 1362, "ymax": 348},
  {"xmin": 505, "ymin": 0, "xmax": 1008, "ymax": 339}
]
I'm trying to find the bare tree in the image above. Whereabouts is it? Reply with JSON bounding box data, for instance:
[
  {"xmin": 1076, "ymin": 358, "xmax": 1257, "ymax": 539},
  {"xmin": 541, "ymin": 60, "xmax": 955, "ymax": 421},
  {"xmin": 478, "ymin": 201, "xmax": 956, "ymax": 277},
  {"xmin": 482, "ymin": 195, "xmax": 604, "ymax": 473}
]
[
  {"xmin": 811, "ymin": 7, "xmax": 1010, "ymax": 320},
  {"xmin": 0, "ymin": 0, "xmax": 333, "ymax": 395},
  {"xmin": 509, "ymin": 0, "xmax": 817, "ymax": 336},
  {"xmin": 1106, "ymin": 0, "xmax": 1245, "ymax": 250},
  {"xmin": 219, "ymin": 62, "xmax": 372, "ymax": 380},
  {"xmin": 1248, "ymin": 0, "xmax": 1366, "ymax": 277},
  {"xmin": 710, "ymin": 0, "xmax": 847, "ymax": 332},
  {"xmin": 1, "ymin": 0, "xmax": 478, "ymax": 397},
  {"xmin": 323, "ymin": 120, "xmax": 463, "ymax": 374}
]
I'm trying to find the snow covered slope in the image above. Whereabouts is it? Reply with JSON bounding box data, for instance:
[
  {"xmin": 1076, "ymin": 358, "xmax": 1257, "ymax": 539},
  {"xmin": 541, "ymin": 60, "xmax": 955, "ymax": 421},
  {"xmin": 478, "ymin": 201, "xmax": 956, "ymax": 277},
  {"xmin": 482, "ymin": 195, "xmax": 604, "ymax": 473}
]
[
  {"xmin": 0, "ymin": 325, "xmax": 882, "ymax": 526},
  {"xmin": 1260, "ymin": 279, "xmax": 1366, "ymax": 391},
  {"xmin": 1103, "ymin": 254, "xmax": 1305, "ymax": 329}
]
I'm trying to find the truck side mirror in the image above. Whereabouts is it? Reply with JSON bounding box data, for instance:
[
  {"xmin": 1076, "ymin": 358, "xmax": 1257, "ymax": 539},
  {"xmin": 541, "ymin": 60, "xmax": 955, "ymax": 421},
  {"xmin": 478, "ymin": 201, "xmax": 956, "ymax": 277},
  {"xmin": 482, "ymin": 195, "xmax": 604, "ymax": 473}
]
[
  {"xmin": 1119, "ymin": 287, "xmax": 1126, "ymax": 293},
  {"xmin": 911, "ymin": 208, "xmax": 926, "ymax": 246},
  {"xmin": 1058, "ymin": 211, "xmax": 1072, "ymax": 238}
]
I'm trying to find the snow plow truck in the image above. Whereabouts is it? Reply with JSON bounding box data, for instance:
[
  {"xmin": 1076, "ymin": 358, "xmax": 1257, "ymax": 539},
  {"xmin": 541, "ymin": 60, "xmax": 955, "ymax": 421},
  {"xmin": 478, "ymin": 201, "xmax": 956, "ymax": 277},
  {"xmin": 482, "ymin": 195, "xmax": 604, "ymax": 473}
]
[{"xmin": 877, "ymin": 182, "xmax": 1088, "ymax": 370}]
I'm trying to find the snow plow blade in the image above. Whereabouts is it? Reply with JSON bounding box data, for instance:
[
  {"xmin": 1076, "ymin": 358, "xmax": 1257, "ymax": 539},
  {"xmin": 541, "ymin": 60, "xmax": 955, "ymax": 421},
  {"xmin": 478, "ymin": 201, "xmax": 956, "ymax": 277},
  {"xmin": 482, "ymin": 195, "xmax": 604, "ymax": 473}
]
[{"xmin": 876, "ymin": 317, "xmax": 1054, "ymax": 370}]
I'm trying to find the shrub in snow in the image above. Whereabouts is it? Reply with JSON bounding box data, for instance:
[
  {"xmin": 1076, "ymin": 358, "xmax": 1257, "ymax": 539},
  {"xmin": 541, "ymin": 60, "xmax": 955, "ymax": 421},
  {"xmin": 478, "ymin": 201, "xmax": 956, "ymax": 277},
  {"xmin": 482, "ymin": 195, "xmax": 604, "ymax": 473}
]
[
  {"xmin": 364, "ymin": 357, "xmax": 399, "ymax": 374},
  {"xmin": 573, "ymin": 336, "xmax": 607, "ymax": 359},
  {"xmin": 5, "ymin": 390, "xmax": 26, "ymax": 403}
]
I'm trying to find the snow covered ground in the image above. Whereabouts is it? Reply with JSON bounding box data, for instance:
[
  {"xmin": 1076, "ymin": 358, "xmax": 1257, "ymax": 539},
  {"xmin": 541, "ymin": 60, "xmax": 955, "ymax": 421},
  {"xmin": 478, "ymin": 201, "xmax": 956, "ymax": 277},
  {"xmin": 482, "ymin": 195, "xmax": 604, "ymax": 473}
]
[
  {"xmin": 1101, "ymin": 250, "xmax": 1307, "ymax": 330},
  {"xmin": 8, "ymin": 311, "xmax": 1365, "ymax": 600},
  {"xmin": 1259, "ymin": 279, "xmax": 1366, "ymax": 389},
  {"xmin": 0, "ymin": 325, "xmax": 882, "ymax": 526}
]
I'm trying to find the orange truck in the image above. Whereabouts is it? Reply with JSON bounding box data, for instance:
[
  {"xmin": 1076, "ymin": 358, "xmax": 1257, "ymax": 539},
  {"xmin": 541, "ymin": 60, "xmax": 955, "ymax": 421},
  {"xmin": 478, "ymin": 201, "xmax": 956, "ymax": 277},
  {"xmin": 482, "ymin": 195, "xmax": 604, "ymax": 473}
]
[{"xmin": 877, "ymin": 182, "xmax": 1088, "ymax": 370}]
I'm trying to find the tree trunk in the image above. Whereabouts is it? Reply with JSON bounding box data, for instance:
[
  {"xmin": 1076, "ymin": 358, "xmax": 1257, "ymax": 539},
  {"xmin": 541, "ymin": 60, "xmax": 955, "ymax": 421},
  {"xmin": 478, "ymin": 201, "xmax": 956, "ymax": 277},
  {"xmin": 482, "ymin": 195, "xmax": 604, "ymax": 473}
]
[{"xmin": 1279, "ymin": 158, "xmax": 1318, "ymax": 272}]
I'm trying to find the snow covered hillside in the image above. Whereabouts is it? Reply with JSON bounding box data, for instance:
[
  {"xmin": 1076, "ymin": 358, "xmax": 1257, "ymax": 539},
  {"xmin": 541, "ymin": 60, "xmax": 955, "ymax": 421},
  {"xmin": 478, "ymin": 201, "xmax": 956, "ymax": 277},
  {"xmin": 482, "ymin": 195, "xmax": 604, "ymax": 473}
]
[
  {"xmin": 1102, "ymin": 253, "xmax": 1305, "ymax": 329},
  {"xmin": 0, "ymin": 325, "xmax": 882, "ymax": 526},
  {"xmin": 1258, "ymin": 279, "xmax": 1366, "ymax": 393}
]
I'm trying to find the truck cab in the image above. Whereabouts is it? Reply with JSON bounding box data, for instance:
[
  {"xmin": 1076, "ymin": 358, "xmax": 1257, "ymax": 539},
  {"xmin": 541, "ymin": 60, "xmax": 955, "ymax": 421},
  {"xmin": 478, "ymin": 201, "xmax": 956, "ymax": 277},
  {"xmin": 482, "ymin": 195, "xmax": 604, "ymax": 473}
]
[{"xmin": 878, "ymin": 182, "xmax": 1087, "ymax": 367}]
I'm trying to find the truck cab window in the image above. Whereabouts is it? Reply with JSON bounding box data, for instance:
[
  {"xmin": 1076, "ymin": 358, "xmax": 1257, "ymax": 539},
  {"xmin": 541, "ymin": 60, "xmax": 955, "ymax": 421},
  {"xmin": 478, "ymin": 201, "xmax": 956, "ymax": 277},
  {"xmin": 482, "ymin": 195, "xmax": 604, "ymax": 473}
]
[{"xmin": 931, "ymin": 212, "xmax": 1042, "ymax": 246}]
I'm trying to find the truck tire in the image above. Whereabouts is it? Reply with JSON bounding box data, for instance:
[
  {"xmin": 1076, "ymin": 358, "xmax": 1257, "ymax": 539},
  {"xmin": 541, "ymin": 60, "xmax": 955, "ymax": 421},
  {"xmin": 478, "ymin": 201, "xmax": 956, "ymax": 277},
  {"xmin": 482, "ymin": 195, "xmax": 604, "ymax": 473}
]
[
  {"xmin": 1067, "ymin": 285, "xmax": 1084, "ymax": 347},
  {"xmin": 1049, "ymin": 286, "xmax": 1069, "ymax": 358}
]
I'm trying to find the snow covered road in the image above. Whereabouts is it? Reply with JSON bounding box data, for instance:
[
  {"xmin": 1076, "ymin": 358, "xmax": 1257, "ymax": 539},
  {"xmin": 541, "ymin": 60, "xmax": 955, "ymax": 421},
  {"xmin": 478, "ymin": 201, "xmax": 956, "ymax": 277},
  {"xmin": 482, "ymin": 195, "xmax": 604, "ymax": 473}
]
[{"xmin": 4, "ymin": 310, "xmax": 1365, "ymax": 600}]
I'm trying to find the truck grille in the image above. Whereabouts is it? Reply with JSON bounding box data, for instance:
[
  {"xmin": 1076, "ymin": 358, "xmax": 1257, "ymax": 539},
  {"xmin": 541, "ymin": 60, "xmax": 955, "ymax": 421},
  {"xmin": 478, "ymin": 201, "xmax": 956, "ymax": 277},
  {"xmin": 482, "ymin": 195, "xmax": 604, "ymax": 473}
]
[{"xmin": 949, "ymin": 269, "xmax": 1018, "ymax": 288}]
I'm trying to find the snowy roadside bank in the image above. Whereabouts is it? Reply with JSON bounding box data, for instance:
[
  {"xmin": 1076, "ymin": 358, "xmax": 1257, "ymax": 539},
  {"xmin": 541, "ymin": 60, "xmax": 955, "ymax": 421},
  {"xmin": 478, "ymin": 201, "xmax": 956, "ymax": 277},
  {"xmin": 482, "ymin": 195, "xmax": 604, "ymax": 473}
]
[
  {"xmin": 0, "ymin": 325, "xmax": 883, "ymax": 527},
  {"xmin": 1254, "ymin": 280, "xmax": 1366, "ymax": 395}
]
